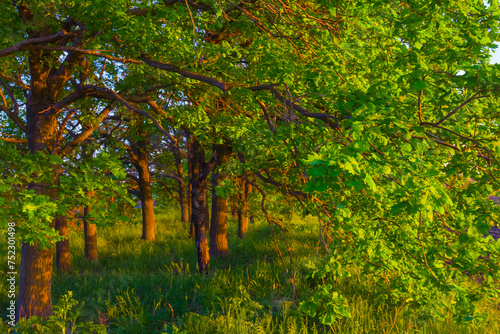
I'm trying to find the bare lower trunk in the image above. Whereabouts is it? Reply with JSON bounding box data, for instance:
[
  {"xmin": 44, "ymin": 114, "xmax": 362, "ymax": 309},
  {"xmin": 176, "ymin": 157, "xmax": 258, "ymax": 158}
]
[
  {"xmin": 189, "ymin": 138, "xmax": 210, "ymax": 274},
  {"xmin": 188, "ymin": 139, "xmax": 195, "ymax": 238},
  {"xmin": 189, "ymin": 220, "xmax": 195, "ymax": 238},
  {"xmin": 230, "ymin": 195, "xmax": 238, "ymax": 217},
  {"xmin": 192, "ymin": 183, "xmax": 210, "ymax": 274},
  {"xmin": 55, "ymin": 215, "xmax": 71, "ymax": 273},
  {"xmin": 84, "ymin": 206, "xmax": 98, "ymax": 262},
  {"xmin": 203, "ymin": 185, "xmax": 210, "ymax": 232},
  {"xmin": 237, "ymin": 177, "xmax": 251, "ymax": 239},
  {"xmin": 180, "ymin": 190, "xmax": 190, "ymax": 223},
  {"xmin": 128, "ymin": 133, "xmax": 156, "ymax": 241},
  {"xmin": 174, "ymin": 137, "xmax": 189, "ymax": 223},
  {"xmin": 17, "ymin": 242, "xmax": 53, "ymax": 320},
  {"xmin": 138, "ymin": 163, "xmax": 156, "ymax": 241},
  {"xmin": 210, "ymin": 142, "xmax": 232, "ymax": 257},
  {"xmin": 238, "ymin": 207, "xmax": 249, "ymax": 239},
  {"xmin": 210, "ymin": 194, "xmax": 229, "ymax": 256}
]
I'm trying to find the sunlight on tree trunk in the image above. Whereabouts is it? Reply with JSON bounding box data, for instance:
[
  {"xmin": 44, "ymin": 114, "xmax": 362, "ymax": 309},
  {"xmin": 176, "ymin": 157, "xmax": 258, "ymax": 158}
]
[
  {"xmin": 138, "ymin": 162, "xmax": 156, "ymax": 241},
  {"xmin": 129, "ymin": 131, "xmax": 156, "ymax": 241},
  {"xmin": 17, "ymin": 46, "xmax": 62, "ymax": 319},
  {"xmin": 17, "ymin": 242, "xmax": 53, "ymax": 321},
  {"xmin": 237, "ymin": 177, "xmax": 251, "ymax": 240},
  {"xmin": 84, "ymin": 206, "xmax": 98, "ymax": 262},
  {"xmin": 55, "ymin": 215, "xmax": 71, "ymax": 273},
  {"xmin": 210, "ymin": 142, "xmax": 232, "ymax": 257}
]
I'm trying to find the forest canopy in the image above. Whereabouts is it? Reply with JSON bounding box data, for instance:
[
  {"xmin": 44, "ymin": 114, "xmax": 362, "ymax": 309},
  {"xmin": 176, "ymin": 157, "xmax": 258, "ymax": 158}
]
[{"xmin": 0, "ymin": 0, "xmax": 499, "ymax": 331}]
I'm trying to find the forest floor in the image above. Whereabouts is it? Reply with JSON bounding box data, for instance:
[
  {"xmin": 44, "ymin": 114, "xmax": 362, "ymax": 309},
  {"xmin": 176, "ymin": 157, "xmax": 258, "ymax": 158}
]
[{"xmin": 1, "ymin": 209, "xmax": 500, "ymax": 333}]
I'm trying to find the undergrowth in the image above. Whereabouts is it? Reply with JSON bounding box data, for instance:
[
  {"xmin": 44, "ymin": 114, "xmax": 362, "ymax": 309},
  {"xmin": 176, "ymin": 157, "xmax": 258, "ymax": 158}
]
[{"xmin": 1, "ymin": 209, "xmax": 499, "ymax": 333}]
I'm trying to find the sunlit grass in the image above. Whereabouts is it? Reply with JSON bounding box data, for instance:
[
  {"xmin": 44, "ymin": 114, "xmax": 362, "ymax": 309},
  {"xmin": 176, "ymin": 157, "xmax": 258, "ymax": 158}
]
[{"xmin": 1, "ymin": 208, "xmax": 499, "ymax": 333}]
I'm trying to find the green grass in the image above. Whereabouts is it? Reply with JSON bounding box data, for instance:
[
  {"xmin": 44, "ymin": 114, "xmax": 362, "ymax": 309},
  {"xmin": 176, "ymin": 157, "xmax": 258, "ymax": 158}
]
[{"xmin": 1, "ymin": 209, "xmax": 500, "ymax": 333}]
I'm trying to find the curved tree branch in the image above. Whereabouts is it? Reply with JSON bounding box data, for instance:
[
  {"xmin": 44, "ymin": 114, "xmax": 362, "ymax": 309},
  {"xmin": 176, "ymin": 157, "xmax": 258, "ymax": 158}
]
[{"xmin": 0, "ymin": 31, "xmax": 72, "ymax": 58}]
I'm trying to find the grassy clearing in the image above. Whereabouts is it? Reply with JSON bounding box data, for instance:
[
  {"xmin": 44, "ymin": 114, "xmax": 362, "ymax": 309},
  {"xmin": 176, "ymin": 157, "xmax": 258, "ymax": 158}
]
[{"xmin": 1, "ymin": 209, "xmax": 499, "ymax": 333}]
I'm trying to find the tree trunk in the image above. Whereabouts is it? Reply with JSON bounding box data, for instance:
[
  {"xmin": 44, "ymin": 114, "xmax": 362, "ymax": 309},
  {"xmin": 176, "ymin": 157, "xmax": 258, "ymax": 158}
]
[
  {"xmin": 137, "ymin": 162, "xmax": 156, "ymax": 241},
  {"xmin": 187, "ymin": 135, "xmax": 195, "ymax": 238},
  {"xmin": 55, "ymin": 215, "xmax": 71, "ymax": 273},
  {"xmin": 17, "ymin": 45, "xmax": 62, "ymax": 320},
  {"xmin": 17, "ymin": 242, "xmax": 54, "ymax": 320},
  {"xmin": 83, "ymin": 206, "xmax": 98, "ymax": 262},
  {"xmin": 230, "ymin": 194, "xmax": 238, "ymax": 217},
  {"xmin": 189, "ymin": 138, "xmax": 210, "ymax": 274},
  {"xmin": 188, "ymin": 184, "xmax": 195, "ymax": 238},
  {"xmin": 237, "ymin": 177, "xmax": 252, "ymax": 239},
  {"xmin": 210, "ymin": 142, "xmax": 232, "ymax": 257},
  {"xmin": 238, "ymin": 207, "xmax": 249, "ymax": 239},
  {"xmin": 180, "ymin": 185, "xmax": 190, "ymax": 223},
  {"xmin": 173, "ymin": 135, "xmax": 189, "ymax": 223},
  {"xmin": 129, "ymin": 133, "xmax": 156, "ymax": 241},
  {"xmin": 203, "ymin": 185, "xmax": 210, "ymax": 232}
]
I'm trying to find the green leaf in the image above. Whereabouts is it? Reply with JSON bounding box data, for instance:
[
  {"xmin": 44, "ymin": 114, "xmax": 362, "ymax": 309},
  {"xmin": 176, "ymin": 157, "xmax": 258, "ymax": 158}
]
[
  {"xmin": 364, "ymin": 174, "xmax": 377, "ymax": 191},
  {"xmin": 412, "ymin": 80, "xmax": 427, "ymax": 90}
]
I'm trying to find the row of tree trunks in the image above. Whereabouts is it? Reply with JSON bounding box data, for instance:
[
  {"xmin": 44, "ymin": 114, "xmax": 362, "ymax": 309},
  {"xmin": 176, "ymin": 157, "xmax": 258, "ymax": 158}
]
[
  {"xmin": 56, "ymin": 146, "xmax": 102, "ymax": 273},
  {"xmin": 56, "ymin": 205, "xmax": 100, "ymax": 272},
  {"xmin": 56, "ymin": 205, "xmax": 99, "ymax": 267},
  {"xmin": 210, "ymin": 142, "xmax": 232, "ymax": 257}
]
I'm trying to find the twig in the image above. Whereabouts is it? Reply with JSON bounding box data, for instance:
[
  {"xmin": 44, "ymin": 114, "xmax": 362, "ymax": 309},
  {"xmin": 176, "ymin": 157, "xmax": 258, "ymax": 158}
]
[
  {"xmin": 387, "ymin": 298, "xmax": 408, "ymax": 334},
  {"xmin": 184, "ymin": 0, "xmax": 196, "ymax": 35},
  {"xmin": 418, "ymin": 212, "xmax": 437, "ymax": 281}
]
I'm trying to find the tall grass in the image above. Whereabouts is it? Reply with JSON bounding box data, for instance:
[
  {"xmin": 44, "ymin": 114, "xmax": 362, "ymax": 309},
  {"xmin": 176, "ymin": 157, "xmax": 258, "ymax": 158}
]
[{"xmin": 1, "ymin": 209, "xmax": 499, "ymax": 333}]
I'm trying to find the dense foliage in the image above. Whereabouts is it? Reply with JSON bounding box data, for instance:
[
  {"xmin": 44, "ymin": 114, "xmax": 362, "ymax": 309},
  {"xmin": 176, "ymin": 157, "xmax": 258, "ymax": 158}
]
[{"xmin": 1, "ymin": 0, "xmax": 499, "ymax": 330}]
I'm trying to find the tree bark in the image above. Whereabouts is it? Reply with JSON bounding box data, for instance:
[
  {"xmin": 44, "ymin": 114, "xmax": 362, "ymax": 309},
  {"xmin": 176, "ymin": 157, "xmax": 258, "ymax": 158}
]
[
  {"xmin": 83, "ymin": 206, "xmax": 98, "ymax": 262},
  {"xmin": 189, "ymin": 138, "xmax": 211, "ymax": 274},
  {"xmin": 187, "ymin": 135, "xmax": 195, "ymax": 238},
  {"xmin": 17, "ymin": 43, "xmax": 63, "ymax": 320},
  {"xmin": 129, "ymin": 133, "xmax": 156, "ymax": 241},
  {"xmin": 210, "ymin": 142, "xmax": 232, "ymax": 257},
  {"xmin": 237, "ymin": 177, "xmax": 252, "ymax": 239},
  {"xmin": 238, "ymin": 206, "xmax": 249, "ymax": 239},
  {"xmin": 172, "ymin": 135, "xmax": 190, "ymax": 223},
  {"xmin": 55, "ymin": 215, "xmax": 71, "ymax": 273},
  {"xmin": 231, "ymin": 198, "xmax": 238, "ymax": 217},
  {"xmin": 178, "ymin": 175, "xmax": 189, "ymax": 223},
  {"xmin": 203, "ymin": 184, "xmax": 210, "ymax": 232},
  {"xmin": 137, "ymin": 161, "xmax": 156, "ymax": 241},
  {"xmin": 17, "ymin": 242, "xmax": 53, "ymax": 320}
]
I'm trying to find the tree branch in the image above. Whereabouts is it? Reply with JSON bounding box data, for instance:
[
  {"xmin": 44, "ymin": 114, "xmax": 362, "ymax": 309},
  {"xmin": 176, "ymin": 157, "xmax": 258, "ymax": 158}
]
[
  {"xmin": 0, "ymin": 31, "xmax": 72, "ymax": 58},
  {"xmin": 61, "ymin": 85, "xmax": 177, "ymax": 143},
  {"xmin": 141, "ymin": 55, "xmax": 235, "ymax": 92},
  {"xmin": 0, "ymin": 77, "xmax": 26, "ymax": 132},
  {"xmin": 59, "ymin": 104, "xmax": 114, "ymax": 156},
  {"xmin": 0, "ymin": 137, "xmax": 27, "ymax": 144},
  {"xmin": 26, "ymin": 45, "xmax": 142, "ymax": 64},
  {"xmin": 433, "ymin": 92, "xmax": 494, "ymax": 126},
  {"xmin": 257, "ymin": 99, "xmax": 276, "ymax": 133}
]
